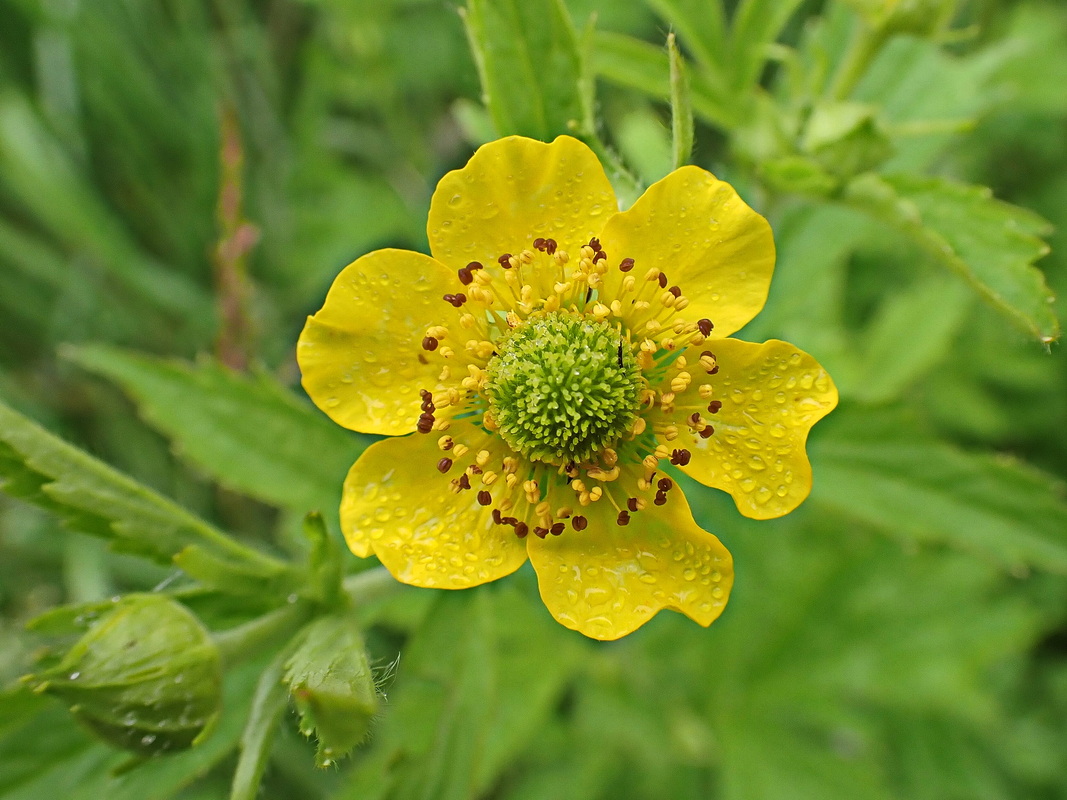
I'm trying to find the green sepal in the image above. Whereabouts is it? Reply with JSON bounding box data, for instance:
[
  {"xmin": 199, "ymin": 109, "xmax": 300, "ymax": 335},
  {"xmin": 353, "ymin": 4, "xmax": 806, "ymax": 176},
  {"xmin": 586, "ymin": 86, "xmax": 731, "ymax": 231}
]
[
  {"xmin": 22, "ymin": 594, "xmax": 223, "ymax": 755},
  {"xmin": 801, "ymin": 101, "xmax": 894, "ymax": 179},
  {"xmin": 283, "ymin": 614, "xmax": 379, "ymax": 767},
  {"xmin": 301, "ymin": 512, "xmax": 344, "ymax": 607}
]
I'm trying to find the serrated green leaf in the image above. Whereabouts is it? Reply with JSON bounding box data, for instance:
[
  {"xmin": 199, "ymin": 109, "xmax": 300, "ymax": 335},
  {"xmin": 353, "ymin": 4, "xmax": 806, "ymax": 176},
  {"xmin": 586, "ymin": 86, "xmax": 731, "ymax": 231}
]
[
  {"xmin": 461, "ymin": 0, "xmax": 584, "ymax": 140},
  {"xmin": 810, "ymin": 410, "xmax": 1067, "ymax": 572},
  {"xmin": 844, "ymin": 173, "xmax": 1057, "ymax": 341},
  {"xmin": 0, "ymin": 398, "xmax": 287, "ymax": 581},
  {"xmin": 284, "ymin": 614, "xmax": 378, "ymax": 767},
  {"xmin": 63, "ymin": 345, "xmax": 365, "ymax": 516},
  {"xmin": 667, "ymin": 33, "xmax": 694, "ymax": 170}
]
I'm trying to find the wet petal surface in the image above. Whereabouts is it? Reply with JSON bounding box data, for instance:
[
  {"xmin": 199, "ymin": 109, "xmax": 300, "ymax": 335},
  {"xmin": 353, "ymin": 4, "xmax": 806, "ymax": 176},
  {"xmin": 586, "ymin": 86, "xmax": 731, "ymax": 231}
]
[
  {"xmin": 427, "ymin": 135, "xmax": 617, "ymax": 273},
  {"xmin": 298, "ymin": 249, "xmax": 465, "ymax": 435},
  {"xmin": 672, "ymin": 338, "xmax": 838, "ymax": 519},
  {"xmin": 340, "ymin": 420, "xmax": 528, "ymax": 587},
  {"xmin": 597, "ymin": 166, "xmax": 774, "ymax": 338},
  {"xmin": 527, "ymin": 480, "xmax": 733, "ymax": 640}
]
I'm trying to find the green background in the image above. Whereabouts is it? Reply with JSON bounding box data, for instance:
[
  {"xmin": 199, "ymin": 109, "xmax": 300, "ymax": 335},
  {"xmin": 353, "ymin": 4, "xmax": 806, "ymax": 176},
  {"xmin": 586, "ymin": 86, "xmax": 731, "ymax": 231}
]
[{"xmin": 2, "ymin": 0, "xmax": 1067, "ymax": 797}]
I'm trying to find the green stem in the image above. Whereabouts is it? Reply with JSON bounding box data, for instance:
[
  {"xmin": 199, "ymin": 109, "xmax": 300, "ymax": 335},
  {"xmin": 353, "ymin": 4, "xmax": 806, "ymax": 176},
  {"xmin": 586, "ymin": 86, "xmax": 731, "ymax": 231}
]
[
  {"xmin": 827, "ymin": 24, "xmax": 889, "ymax": 101},
  {"xmin": 343, "ymin": 567, "xmax": 404, "ymax": 606},
  {"xmin": 213, "ymin": 602, "xmax": 311, "ymax": 668}
]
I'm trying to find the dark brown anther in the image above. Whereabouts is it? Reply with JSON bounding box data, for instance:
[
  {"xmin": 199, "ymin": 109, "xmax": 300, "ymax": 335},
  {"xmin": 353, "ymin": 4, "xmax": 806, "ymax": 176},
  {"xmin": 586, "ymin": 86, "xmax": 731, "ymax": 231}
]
[
  {"xmin": 437, "ymin": 458, "xmax": 453, "ymax": 473},
  {"xmin": 477, "ymin": 490, "xmax": 492, "ymax": 506},
  {"xmin": 498, "ymin": 253, "xmax": 513, "ymax": 268},
  {"xmin": 533, "ymin": 526, "xmax": 549, "ymax": 538},
  {"xmin": 627, "ymin": 497, "xmax": 639, "ymax": 512},
  {"xmin": 457, "ymin": 267, "xmax": 473, "ymax": 285},
  {"xmin": 515, "ymin": 522, "xmax": 530, "ymax": 539},
  {"xmin": 417, "ymin": 413, "xmax": 435, "ymax": 434},
  {"xmin": 443, "ymin": 293, "xmax": 467, "ymax": 308},
  {"xmin": 709, "ymin": 366, "xmax": 719, "ymax": 375},
  {"xmin": 617, "ymin": 510, "xmax": 630, "ymax": 526},
  {"xmin": 689, "ymin": 412, "xmax": 701, "ymax": 425},
  {"xmin": 592, "ymin": 250, "xmax": 607, "ymax": 264},
  {"xmin": 674, "ymin": 449, "xmax": 692, "ymax": 466},
  {"xmin": 420, "ymin": 389, "xmax": 432, "ymax": 399},
  {"xmin": 421, "ymin": 398, "xmax": 435, "ymax": 412},
  {"xmin": 468, "ymin": 464, "xmax": 483, "ymax": 475},
  {"xmin": 467, "ymin": 261, "xmax": 483, "ymax": 271},
  {"xmin": 422, "ymin": 336, "xmax": 438, "ymax": 351},
  {"xmin": 550, "ymin": 522, "xmax": 565, "ymax": 535},
  {"xmin": 657, "ymin": 477, "xmax": 673, "ymax": 491},
  {"xmin": 707, "ymin": 400, "xmax": 723, "ymax": 414},
  {"xmin": 502, "ymin": 516, "xmax": 517, "ymax": 526},
  {"xmin": 545, "ymin": 238, "xmax": 557, "ymax": 254},
  {"xmin": 619, "ymin": 257, "xmax": 635, "ymax": 272},
  {"xmin": 588, "ymin": 237, "xmax": 602, "ymax": 252},
  {"xmin": 492, "ymin": 509, "xmax": 503, "ymax": 524},
  {"xmin": 458, "ymin": 474, "xmax": 471, "ymax": 490},
  {"xmin": 654, "ymin": 491, "xmax": 668, "ymax": 506},
  {"xmin": 533, "ymin": 237, "xmax": 547, "ymax": 251},
  {"xmin": 697, "ymin": 318, "xmax": 714, "ymax": 336},
  {"xmin": 572, "ymin": 515, "xmax": 588, "ymax": 531},
  {"xmin": 455, "ymin": 293, "xmax": 467, "ymax": 305},
  {"xmin": 699, "ymin": 425, "xmax": 715, "ymax": 439},
  {"xmin": 668, "ymin": 285, "xmax": 681, "ymax": 297},
  {"xmin": 658, "ymin": 272, "xmax": 668, "ymax": 288}
]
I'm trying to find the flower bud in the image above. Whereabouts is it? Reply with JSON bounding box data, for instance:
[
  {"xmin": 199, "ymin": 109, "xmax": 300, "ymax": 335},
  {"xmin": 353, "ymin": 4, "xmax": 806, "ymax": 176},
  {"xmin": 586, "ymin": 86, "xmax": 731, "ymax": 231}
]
[
  {"xmin": 24, "ymin": 594, "xmax": 222, "ymax": 755},
  {"xmin": 284, "ymin": 614, "xmax": 379, "ymax": 767}
]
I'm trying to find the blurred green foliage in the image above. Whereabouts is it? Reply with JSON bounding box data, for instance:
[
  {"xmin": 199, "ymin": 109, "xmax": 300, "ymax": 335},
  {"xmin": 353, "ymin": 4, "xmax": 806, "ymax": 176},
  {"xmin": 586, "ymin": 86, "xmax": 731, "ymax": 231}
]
[{"xmin": 2, "ymin": 0, "xmax": 1067, "ymax": 798}]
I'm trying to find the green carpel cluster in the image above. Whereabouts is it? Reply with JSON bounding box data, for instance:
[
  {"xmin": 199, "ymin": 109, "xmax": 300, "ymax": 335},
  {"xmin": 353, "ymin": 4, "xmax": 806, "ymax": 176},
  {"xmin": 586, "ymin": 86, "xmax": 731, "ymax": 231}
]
[{"xmin": 485, "ymin": 312, "xmax": 642, "ymax": 464}]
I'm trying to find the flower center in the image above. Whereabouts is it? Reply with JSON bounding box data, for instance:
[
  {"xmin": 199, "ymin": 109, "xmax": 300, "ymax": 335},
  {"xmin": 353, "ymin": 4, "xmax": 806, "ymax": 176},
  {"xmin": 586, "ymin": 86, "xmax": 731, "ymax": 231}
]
[{"xmin": 485, "ymin": 311, "xmax": 642, "ymax": 465}]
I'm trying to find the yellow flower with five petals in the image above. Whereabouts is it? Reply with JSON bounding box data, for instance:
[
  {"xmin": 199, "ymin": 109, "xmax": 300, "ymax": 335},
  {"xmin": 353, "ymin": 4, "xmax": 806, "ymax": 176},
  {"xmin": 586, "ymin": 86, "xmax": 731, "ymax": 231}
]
[{"xmin": 298, "ymin": 136, "xmax": 837, "ymax": 640}]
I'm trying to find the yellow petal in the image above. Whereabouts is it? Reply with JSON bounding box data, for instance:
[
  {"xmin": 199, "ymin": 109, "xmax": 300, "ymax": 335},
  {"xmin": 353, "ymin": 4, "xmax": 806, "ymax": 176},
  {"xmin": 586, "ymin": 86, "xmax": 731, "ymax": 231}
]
[
  {"xmin": 597, "ymin": 166, "xmax": 774, "ymax": 337},
  {"xmin": 673, "ymin": 338, "xmax": 837, "ymax": 520},
  {"xmin": 427, "ymin": 135, "xmax": 617, "ymax": 271},
  {"xmin": 527, "ymin": 481, "xmax": 733, "ymax": 641},
  {"xmin": 297, "ymin": 249, "xmax": 467, "ymax": 435},
  {"xmin": 340, "ymin": 420, "xmax": 528, "ymax": 587}
]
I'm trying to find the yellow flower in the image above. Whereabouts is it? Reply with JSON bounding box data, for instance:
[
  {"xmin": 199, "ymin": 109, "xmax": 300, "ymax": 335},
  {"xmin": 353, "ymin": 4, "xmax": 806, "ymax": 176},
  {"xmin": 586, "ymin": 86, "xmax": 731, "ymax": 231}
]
[{"xmin": 298, "ymin": 136, "xmax": 837, "ymax": 640}]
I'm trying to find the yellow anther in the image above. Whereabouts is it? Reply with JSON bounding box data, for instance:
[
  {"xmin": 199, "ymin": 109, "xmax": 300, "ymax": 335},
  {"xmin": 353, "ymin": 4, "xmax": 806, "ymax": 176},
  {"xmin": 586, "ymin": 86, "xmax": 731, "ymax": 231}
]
[
  {"xmin": 571, "ymin": 479, "xmax": 586, "ymax": 493},
  {"xmin": 660, "ymin": 291, "xmax": 677, "ymax": 308},
  {"xmin": 519, "ymin": 249, "xmax": 535, "ymax": 264},
  {"xmin": 554, "ymin": 250, "xmax": 570, "ymax": 265},
  {"xmin": 621, "ymin": 275, "xmax": 636, "ymax": 293},
  {"xmin": 438, "ymin": 436, "xmax": 454, "ymax": 451},
  {"xmin": 586, "ymin": 273, "xmax": 601, "ymax": 288},
  {"xmin": 535, "ymin": 501, "xmax": 551, "ymax": 517},
  {"xmin": 643, "ymin": 454, "xmax": 659, "ymax": 471},
  {"xmin": 662, "ymin": 338, "xmax": 677, "ymax": 351},
  {"xmin": 673, "ymin": 321, "xmax": 689, "ymax": 334},
  {"xmin": 502, "ymin": 457, "xmax": 518, "ymax": 473},
  {"xmin": 662, "ymin": 425, "xmax": 679, "ymax": 441},
  {"xmin": 700, "ymin": 353, "xmax": 717, "ymax": 372},
  {"xmin": 474, "ymin": 269, "xmax": 494, "ymax": 285},
  {"xmin": 507, "ymin": 255, "xmax": 520, "ymax": 270},
  {"xmin": 556, "ymin": 506, "xmax": 573, "ymax": 519},
  {"xmin": 505, "ymin": 473, "xmax": 519, "ymax": 488},
  {"xmin": 634, "ymin": 300, "xmax": 651, "ymax": 312},
  {"xmin": 633, "ymin": 497, "xmax": 648, "ymax": 511},
  {"xmin": 588, "ymin": 466, "xmax": 620, "ymax": 482},
  {"xmin": 483, "ymin": 411, "xmax": 498, "ymax": 430},
  {"xmin": 453, "ymin": 444, "xmax": 470, "ymax": 457},
  {"xmin": 644, "ymin": 267, "xmax": 660, "ymax": 282},
  {"xmin": 499, "ymin": 497, "xmax": 514, "ymax": 511},
  {"xmin": 506, "ymin": 311, "xmax": 521, "ymax": 328},
  {"xmin": 425, "ymin": 326, "xmax": 449, "ymax": 339},
  {"xmin": 440, "ymin": 346, "xmax": 454, "ymax": 359},
  {"xmin": 610, "ymin": 300, "xmax": 623, "ymax": 316},
  {"xmin": 645, "ymin": 320, "xmax": 662, "ymax": 334},
  {"xmin": 523, "ymin": 479, "xmax": 539, "ymax": 494},
  {"xmin": 578, "ymin": 492, "xmax": 591, "ymax": 506},
  {"xmin": 553, "ymin": 281, "xmax": 571, "ymax": 294},
  {"xmin": 475, "ymin": 449, "xmax": 491, "ymax": 467},
  {"xmin": 660, "ymin": 391, "xmax": 676, "ymax": 407},
  {"xmin": 674, "ymin": 356, "xmax": 688, "ymax": 370},
  {"xmin": 671, "ymin": 372, "xmax": 692, "ymax": 393},
  {"xmin": 640, "ymin": 339, "xmax": 657, "ymax": 353},
  {"xmin": 698, "ymin": 383, "xmax": 714, "ymax": 399},
  {"xmin": 438, "ymin": 366, "xmax": 451, "ymax": 381},
  {"xmin": 580, "ymin": 246, "xmax": 595, "ymax": 260},
  {"xmin": 589, "ymin": 486, "xmax": 603, "ymax": 501},
  {"xmin": 482, "ymin": 471, "xmax": 498, "ymax": 486},
  {"xmin": 432, "ymin": 419, "xmax": 451, "ymax": 431},
  {"xmin": 655, "ymin": 444, "xmax": 672, "ymax": 459},
  {"xmin": 504, "ymin": 269, "xmax": 521, "ymax": 287},
  {"xmin": 592, "ymin": 302, "xmax": 610, "ymax": 320},
  {"xmin": 675, "ymin": 297, "xmax": 690, "ymax": 311},
  {"xmin": 630, "ymin": 416, "xmax": 647, "ymax": 436},
  {"xmin": 601, "ymin": 448, "xmax": 619, "ymax": 467},
  {"xmin": 459, "ymin": 313, "xmax": 477, "ymax": 329},
  {"xmin": 543, "ymin": 295, "xmax": 560, "ymax": 312},
  {"xmin": 640, "ymin": 388, "xmax": 657, "ymax": 406}
]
